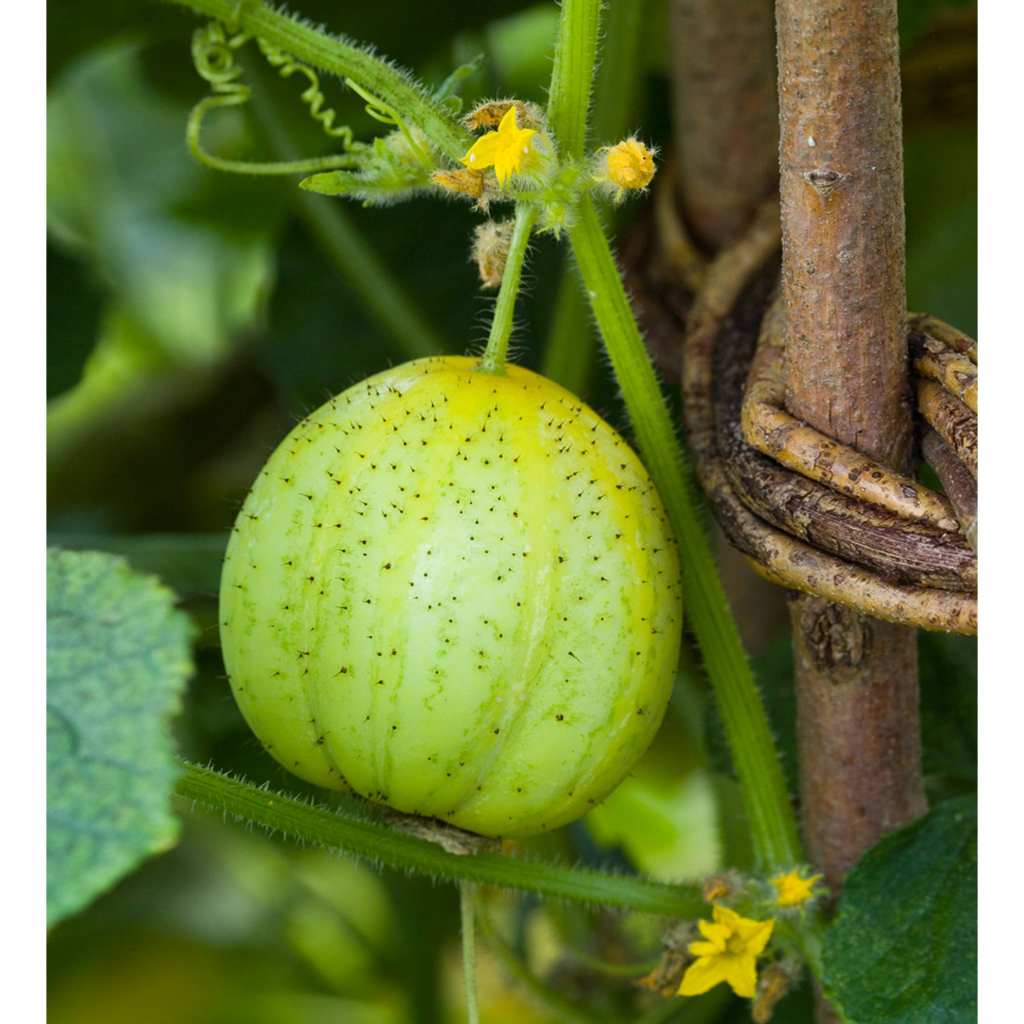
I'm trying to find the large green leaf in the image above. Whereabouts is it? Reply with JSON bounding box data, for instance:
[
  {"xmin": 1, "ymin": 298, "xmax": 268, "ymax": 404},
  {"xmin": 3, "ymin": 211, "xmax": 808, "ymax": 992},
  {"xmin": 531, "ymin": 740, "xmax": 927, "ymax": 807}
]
[
  {"xmin": 47, "ymin": 548, "xmax": 195, "ymax": 928},
  {"xmin": 823, "ymin": 796, "xmax": 977, "ymax": 1024}
]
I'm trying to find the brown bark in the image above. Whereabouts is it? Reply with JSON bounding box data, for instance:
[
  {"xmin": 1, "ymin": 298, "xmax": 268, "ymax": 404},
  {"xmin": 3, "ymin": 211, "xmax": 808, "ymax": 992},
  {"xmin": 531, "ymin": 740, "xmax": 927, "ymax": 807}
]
[
  {"xmin": 668, "ymin": 0, "xmax": 779, "ymax": 249},
  {"xmin": 918, "ymin": 381, "xmax": 978, "ymax": 479},
  {"xmin": 790, "ymin": 597, "xmax": 925, "ymax": 887},
  {"xmin": 921, "ymin": 428, "xmax": 977, "ymax": 551},
  {"xmin": 776, "ymin": 0, "xmax": 927, "ymax": 918},
  {"xmin": 778, "ymin": 0, "xmax": 912, "ymax": 470}
]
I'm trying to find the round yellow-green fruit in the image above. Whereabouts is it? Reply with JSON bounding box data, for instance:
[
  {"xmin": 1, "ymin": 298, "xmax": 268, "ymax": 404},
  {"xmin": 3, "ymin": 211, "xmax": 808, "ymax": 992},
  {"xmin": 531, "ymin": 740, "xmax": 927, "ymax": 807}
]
[{"xmin": 220, "ymin": 356, "xmax": 682, "ymax": 837}]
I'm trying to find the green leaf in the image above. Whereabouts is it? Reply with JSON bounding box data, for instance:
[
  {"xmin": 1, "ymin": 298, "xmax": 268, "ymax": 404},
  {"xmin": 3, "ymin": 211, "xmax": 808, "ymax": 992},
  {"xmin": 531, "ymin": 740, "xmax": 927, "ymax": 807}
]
[
  {"xmin": 823, "ymin": 796, "xmax": 977, "ymax": 1024},
  {"xmin": 47, "ymin": 548, "xmax": 196, "ymax": 928}
]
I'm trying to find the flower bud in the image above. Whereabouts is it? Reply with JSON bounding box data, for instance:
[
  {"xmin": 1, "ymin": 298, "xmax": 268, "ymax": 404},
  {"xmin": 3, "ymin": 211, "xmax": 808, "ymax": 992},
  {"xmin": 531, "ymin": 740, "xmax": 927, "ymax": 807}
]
[
  {"xmin": 472, "ymin": 219, "xmax": 515, "ymax": 288},
  {"xmin": 594, "ymin": 137, "xmax": 657, "ymax": 203},
  {"xmin": 702, "ymin": 870, "xmax": 746, "ymax": 904},
  {"xmin": 464, "ymin": 99, "xmax": 545, "ymax": 133},
  {"xmin": 752, "ymin": 964, "xmax": 794, "ymax": 1023}
]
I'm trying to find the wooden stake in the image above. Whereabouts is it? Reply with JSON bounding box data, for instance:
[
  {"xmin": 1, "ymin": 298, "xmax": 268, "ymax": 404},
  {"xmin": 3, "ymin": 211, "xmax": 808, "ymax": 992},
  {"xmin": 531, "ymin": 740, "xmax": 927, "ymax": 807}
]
[{"xmin": 775, "ymin": 0, "xmax": 927, "ymax": 920}]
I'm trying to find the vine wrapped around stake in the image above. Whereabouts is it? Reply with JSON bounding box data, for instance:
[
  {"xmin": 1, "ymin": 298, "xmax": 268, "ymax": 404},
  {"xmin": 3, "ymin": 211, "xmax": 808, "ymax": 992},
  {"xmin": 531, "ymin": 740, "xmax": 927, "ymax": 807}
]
[{"xmin": 623, "ymin": 171, "xmax": 978, "ymax": 633}]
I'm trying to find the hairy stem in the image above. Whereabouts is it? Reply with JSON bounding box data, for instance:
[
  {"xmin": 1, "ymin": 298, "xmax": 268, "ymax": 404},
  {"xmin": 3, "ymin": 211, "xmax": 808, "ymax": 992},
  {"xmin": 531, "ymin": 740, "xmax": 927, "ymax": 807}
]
[
  {"xmin": 174, "ymin": 762, "xmax": 706, "ymax": 916},
  {"xmin": 164, "ymin": 0, "xmax": 472, "ymax": 160},
  {"xmin": 568, "ymin": 196, "xmax": 801, "ymax": 871},
  {"xmin": 541, "ymin": 0, "xmax": 648, "ymax": 393},
  {"xmin": 546, "ymin": 0, "xmax": 601, "ymax": 162}
]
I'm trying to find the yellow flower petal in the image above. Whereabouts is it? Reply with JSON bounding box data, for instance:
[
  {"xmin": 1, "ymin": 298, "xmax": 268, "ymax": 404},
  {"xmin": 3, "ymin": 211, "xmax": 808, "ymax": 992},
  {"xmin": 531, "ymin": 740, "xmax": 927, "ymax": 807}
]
[
  {"xmin": 711, "ymin": 904, "xmax": 742, "ymax": 928},
  {"xmin": 459, "ymin": 105, "xmax": 539, "ymax": 187},
  {"xmin": 688, "ymin": 940, "xmax": 725, "ymax": 958},
  {"xmin": 462, "ymin": 131, "xmax": 501, "ymax": 170},
  {"xmin": 678, "ymin": 905, "xmax": 776, "ymax": 1000},
  {"xmin": 736, "ymin": 917, "xmax": 775, "ymax": 958},
  {"xmin": 694, "ymin": 918, "xmax": 730, "ymax": 952},
  {"xmin": 721, "ymin": 953, "xmax": 758, "ymax": 999},
  {"xmin": 678, "ymin": 954, "xmax": 731, "ymax": 997}
]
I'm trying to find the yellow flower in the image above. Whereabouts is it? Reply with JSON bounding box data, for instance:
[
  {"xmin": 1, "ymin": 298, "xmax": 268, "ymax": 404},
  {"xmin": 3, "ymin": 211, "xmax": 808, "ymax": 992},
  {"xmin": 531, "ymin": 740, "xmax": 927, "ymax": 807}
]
[
  {"xmin": 460, "ymin": 106, "xmax": 539, "ymax": 187},
  {"xmin": 769, "ymin": 869, "xmax": 822, "ymax": 908},
  {"xmin": 678, "ymin": 904, "xmax": 775, "ymax": 999}
]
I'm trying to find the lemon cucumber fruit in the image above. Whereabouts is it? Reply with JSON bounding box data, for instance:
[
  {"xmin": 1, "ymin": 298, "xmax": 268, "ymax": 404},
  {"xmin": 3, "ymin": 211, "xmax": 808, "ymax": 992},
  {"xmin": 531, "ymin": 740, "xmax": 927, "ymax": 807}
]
[{"xmin": 220, "ymin": 356, "xmax": 682, "ymax": 837}]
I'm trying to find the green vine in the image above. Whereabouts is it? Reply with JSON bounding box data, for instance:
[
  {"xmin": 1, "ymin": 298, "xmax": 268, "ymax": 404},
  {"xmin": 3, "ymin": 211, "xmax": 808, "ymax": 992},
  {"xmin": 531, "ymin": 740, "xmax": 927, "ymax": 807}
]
[
  {"xmin": 188, "ymin": 20, "xmax": 364, "ymax": 175},
  {"xmin": 166, "ymin": 0, "xmax": 472, "ymax": 161},
  {"xmin": 175, "ymin": 762, "xmax": 706, "ymax": 918},
  {"xmin": 546, "ymin": 0, "xmax": 600, "ymax": 162}
]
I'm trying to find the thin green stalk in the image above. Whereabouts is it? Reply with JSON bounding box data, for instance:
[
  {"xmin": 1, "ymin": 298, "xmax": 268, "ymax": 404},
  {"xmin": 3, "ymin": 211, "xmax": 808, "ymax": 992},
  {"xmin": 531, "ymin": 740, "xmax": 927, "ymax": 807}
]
[
  {"xmin": 562, "ymin": 947, "xmax": 660, "ymax": 978},
  {"xmin": 541, "ymin": 0, "xmax": 648, "ymax": 391},
  {"xmin": 546, "ymin": 0, "xmax": 601, "ymax": 161},
  {"xmin": 175, "ymin": 762, "xmax": 706, "ymax": 917},
  {"xmin": 461, "ymin": 882, "xmax": 480, "ymax": 1024},
  {"xmin": 567, "ymin": 196, "xmax": 801, "ymax": 871},
  {"xmin": 478, "ymin": 202, "xmax": 538, "ymax": 375},
  {"xmin": 163, "ymin": 0, "xmax": 472, "ymax": 160}
]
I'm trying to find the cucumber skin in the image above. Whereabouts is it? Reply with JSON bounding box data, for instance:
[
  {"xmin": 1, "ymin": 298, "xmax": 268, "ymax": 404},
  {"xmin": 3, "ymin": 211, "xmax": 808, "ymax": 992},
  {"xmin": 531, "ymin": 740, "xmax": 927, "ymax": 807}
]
[{"xmin": 220, "ymin": 356, "xmax": 682, "ymax": 837}]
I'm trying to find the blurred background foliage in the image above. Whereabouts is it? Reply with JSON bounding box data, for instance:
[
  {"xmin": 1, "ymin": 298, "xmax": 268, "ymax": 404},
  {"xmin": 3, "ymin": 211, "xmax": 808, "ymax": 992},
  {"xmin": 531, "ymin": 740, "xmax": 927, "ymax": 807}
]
[{"xmin": 47, "ymin": 1, "xmax": 976, "ymax": 1022}]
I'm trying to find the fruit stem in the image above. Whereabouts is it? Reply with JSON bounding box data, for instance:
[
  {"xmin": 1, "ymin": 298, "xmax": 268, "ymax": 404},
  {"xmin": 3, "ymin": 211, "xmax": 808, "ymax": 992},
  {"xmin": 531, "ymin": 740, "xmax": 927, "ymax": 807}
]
[
  {"xmin": 460, "ymin": 882, "xmax": 480, "ymax": 1024},
  {"xmin": 478, "ymin": 201, "xmax": 538, "ymax": 376}
]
